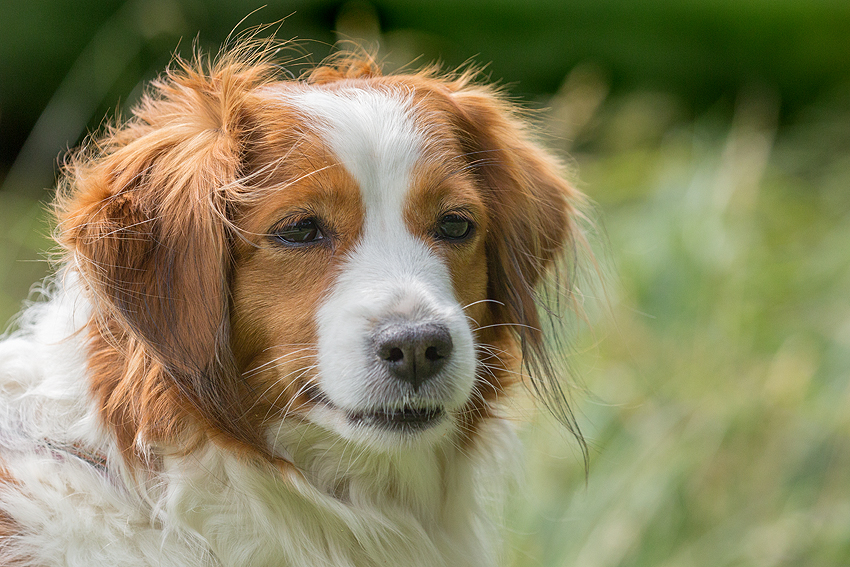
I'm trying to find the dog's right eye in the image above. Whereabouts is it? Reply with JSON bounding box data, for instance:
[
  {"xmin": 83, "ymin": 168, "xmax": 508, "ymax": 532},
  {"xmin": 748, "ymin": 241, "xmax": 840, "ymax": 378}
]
[{"xmin": 271, "ymin": 218, "xmax": 325, "ymax": 246}]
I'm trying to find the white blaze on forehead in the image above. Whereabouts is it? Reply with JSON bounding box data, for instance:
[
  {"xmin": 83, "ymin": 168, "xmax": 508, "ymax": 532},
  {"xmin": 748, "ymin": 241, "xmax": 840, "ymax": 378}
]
[{"xmin": 290, "ymin": 86, "xmax": 422, "ymax": 229}]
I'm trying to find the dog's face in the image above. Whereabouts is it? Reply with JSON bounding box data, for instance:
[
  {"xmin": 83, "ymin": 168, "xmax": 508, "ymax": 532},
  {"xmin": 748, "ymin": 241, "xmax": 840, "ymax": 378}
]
[
  {"xmin": 58, "ymin": 53, "xmax": 580, "ymax": 461},
  {"xmin": 231, "ymin": 84, "xmax": 489, "ymax": 448}
]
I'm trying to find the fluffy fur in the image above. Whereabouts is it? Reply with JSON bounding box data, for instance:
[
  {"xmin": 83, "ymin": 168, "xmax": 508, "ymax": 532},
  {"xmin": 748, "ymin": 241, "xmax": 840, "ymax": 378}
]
[{"xmin": 0, "ymin": 43, "xmax": 583, "ymax": 566}]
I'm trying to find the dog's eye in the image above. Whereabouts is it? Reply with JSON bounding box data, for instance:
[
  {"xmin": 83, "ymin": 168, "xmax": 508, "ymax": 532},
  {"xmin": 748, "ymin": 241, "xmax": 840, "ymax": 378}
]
[
  {"xmin": 271, "ymin": 218, "xmax": 325, "ymax": 245},
  {"xmin": 436, "ymin": 214, "xmax": 473, "ymax": 241}
]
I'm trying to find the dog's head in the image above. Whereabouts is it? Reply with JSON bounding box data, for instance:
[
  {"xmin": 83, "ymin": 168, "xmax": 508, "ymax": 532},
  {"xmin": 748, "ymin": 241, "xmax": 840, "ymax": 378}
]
[{"xmin": 57, "ymin": 46, "xmax": 583, "ymax": 461}]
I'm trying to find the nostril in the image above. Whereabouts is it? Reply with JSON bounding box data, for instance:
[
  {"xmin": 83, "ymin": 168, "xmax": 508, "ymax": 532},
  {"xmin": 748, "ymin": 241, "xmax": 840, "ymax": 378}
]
[
  {"xmin": 424, "ymin": 345, "xmax": 442, "ymax": 361},
  {"xmin": 385, "ymin": 347, "xmax": 404, "ymax": 363}
]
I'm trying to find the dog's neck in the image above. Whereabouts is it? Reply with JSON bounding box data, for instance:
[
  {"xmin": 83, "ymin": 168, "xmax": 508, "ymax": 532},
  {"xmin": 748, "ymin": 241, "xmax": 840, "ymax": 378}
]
[{"xmin": 155, "ymin": 419, "xmax": 514, "ymax": 567}]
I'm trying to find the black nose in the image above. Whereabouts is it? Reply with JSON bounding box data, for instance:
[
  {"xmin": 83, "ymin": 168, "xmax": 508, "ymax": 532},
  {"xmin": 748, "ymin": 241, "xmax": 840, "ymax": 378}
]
[{"xmin": 373, "ymin": 323, "xmax": 453, "ymax": 391}]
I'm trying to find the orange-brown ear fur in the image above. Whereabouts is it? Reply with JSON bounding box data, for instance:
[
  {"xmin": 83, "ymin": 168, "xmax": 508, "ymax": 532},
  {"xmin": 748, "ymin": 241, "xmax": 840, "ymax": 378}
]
[
  {"xmin": 449, "ymin": 83, "xmax": 587, "ymax": 451},
  {"xmin": 55, "ymin": 46, "xmax": 279, "ymax": 462}
]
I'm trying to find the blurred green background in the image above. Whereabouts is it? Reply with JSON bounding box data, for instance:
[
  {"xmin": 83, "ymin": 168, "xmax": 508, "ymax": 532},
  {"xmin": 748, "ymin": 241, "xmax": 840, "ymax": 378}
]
[{"xmin": 2, "ymin": 1, "xmax": 849, "ymax": 565}]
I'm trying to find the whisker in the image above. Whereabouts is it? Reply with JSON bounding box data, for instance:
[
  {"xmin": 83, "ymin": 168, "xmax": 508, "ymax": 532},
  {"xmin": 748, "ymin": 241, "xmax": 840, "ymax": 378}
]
[
  {"xmin": 242, "ymin": 350, "xmax": 318, "ymax": 379},
  {"xmin": 472, "ymin": 322, "xmax": 542, "ymax": 333},
  {"xmin": 461, "ymin": 298, "xmax": 505, "ymax": 310},
  {"xmin": 266, "ymin": 366, "xmax": 320, "ymax": 422}
]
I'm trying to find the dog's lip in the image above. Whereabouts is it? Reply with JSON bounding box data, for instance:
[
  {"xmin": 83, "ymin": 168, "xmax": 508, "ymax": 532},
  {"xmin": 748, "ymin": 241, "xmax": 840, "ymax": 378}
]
[
  {"xmin": 303, "ymin": 384, "xmax": 447, "ymax": 431},
  {"xmin": 348, "ymin": 406, "xmax": 445, "ymax": 431}
]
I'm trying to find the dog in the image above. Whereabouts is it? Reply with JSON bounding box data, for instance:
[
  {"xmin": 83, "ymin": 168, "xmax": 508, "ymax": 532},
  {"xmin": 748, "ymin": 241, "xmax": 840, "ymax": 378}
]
[{"xmin": 0, "ymin": 42, "xmax": 584, "ymax": 566}]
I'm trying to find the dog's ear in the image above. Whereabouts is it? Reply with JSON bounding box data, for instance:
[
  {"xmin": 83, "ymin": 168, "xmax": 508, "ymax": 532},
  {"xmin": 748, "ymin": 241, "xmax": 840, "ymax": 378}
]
[
  {"xmin": 57, "ymin": 51, "xmax": 274, "ymax": 454},
  {"xmin": 448, "ymin": 83, "xmax": 585, "ymax": 431}
]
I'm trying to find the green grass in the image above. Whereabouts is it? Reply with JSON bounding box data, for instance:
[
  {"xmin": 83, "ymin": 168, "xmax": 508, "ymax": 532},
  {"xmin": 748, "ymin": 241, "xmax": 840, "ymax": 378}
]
[
  {"xmin": 2, "ymin": 46, "xmax": 849, "ymax": 567},
  {"xmin": 0, "ymin": 191, "xmax": 52, "ymax": 328},
  {"xmin": 506, "ymin": 81, "xmax": 850, "ymax": 566}
]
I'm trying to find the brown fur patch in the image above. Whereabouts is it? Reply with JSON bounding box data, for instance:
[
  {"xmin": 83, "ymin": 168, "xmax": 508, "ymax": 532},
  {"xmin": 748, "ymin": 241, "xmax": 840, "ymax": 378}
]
[
  {"xmin": 56, "ymin": 47, "xmax": 284, "ymax": 463},
  {"xmin": 229, "ymin": 129, "xmax": 365, "ymax": 426}
]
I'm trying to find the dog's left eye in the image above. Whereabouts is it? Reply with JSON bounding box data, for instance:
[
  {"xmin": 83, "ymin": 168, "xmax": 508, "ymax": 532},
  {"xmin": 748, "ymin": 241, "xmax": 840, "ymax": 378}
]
[
  {"xmin": 271, "ymin": 218, "xmax": 325, "ymax": 245},
  {"xmin": 436, "ymin": 214, "xmax": 473, "ymax": 241}
]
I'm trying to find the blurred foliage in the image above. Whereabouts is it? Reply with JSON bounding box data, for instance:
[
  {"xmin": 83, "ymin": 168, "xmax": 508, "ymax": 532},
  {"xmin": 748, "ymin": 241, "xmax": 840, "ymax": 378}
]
[
  {"xmin": 1, "ymin": 1, "xmax": 850, "ymax": 565},
  {"xmin": 3, "ymin": 0, "xmax": 850, "ymax": 195},
  {"xmin": 508, "ymin": 70, "xmax": 850, "ymax": 566}
]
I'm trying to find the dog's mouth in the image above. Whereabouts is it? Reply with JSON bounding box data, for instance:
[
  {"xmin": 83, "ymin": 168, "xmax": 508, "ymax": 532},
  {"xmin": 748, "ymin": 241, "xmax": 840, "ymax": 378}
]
[
  {"xmin": 303, "ymin": 384, "xmax": 448, "ymax": 433},
  {"xmin": 348, "ymin": 405, "xmax": 445, "ymax": 432}
]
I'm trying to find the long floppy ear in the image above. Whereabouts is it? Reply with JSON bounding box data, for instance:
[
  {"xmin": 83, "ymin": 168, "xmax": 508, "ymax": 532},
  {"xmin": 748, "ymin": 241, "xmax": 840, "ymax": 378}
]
[
  {"xmin": 56, "ymin": 49, "xmax": 275, "ymax": 456},
  {"xmin": 449, "ymin": 83, "xmax": 586, "ymax": 442}
]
